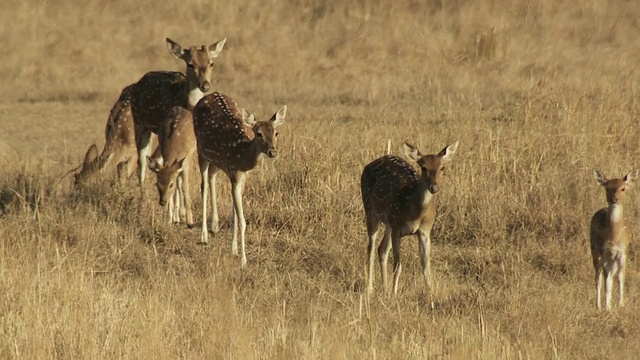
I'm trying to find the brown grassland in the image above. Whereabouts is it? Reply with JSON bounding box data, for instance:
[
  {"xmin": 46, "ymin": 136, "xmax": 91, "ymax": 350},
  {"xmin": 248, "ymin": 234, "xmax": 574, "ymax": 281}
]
[{"xmin": 2, "ymin": 0, "xmax": 640, "ymax": 358}]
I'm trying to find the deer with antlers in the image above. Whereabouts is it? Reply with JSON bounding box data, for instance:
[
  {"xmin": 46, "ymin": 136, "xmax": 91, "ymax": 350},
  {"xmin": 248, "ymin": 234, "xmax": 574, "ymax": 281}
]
[
  {"xmin": 193, "ymin": 92, "xmax": 287, "ymax": 267},
  {"xmin": 146, "ymin": 106, "xmax": 196, "ymax": 227},
  {"xmin": 129, "ymin": 37, "xmax": 227, "ymax": 185},
  {"xmin": 361, "ymin": 140, "xmax": 459, "ymax": 295}
]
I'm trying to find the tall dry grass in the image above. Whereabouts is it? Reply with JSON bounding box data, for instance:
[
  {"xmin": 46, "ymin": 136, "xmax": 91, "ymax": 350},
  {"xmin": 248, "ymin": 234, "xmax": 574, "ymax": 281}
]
[{"xmin": 2, "ymin": 0, "xmax": 640, "ymax": 358}]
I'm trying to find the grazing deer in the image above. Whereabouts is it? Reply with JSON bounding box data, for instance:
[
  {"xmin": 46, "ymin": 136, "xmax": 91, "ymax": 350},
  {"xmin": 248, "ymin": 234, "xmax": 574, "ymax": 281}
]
[
  {"xmin": 75, "ymin": 84, "xmax": 160, "ymax": 187},
  {"xmin": 130, "ymin": 37, "xmax": 227, "ymax": 185},
  {"xmin": 193, "ymin": 92, "xmax": 287, "ymax": 267},
  {"xmin": 147, "ymin": 106, "xmax": 196, "ymax": 227},
  {"xmin": 361, "ymin": 140, "xmax": 459, "ymax": 295},
  {"xmin": 590, "ymin": 169, "xmax": 638, "ymax": 310}
]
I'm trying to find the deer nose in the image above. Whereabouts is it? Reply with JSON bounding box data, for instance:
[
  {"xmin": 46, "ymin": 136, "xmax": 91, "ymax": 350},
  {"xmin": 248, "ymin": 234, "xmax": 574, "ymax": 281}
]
[
  {"xmin": 159, "ymin": 199, "xmax": 167, "ymax": 207},
  {"xmin": 267, "ymin": 149, "xmax": 278, "ymax": 158},
  {"xmin": 200, "ymin": 82, "xmax": 210, "ymax": 92},
  {"xmin": 429, "ymin": 184, "xmax": 440, "ymax": 194}
]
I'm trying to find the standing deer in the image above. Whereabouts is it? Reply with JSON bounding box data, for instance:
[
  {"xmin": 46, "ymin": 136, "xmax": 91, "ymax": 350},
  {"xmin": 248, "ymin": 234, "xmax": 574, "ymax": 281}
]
[
  {"xmin": 130, "ymin": 37, "xmax": 227, "ymax": 185},
  {"xmin": 590, "ymin": 169, "xmax": 638, "ymax": 310},
  {"xmin": 147, "ymin": 106, "xmax": 196, "ymax": 227},
  {"xmin": 193, "ymin": 92, "xmax": 287, "ymax": 267},
  {"xmin": 361, "ymin": 140, "xmax": 459, "ymax": 295},
  {"xmin": 75, "ymin": 84, "xmax": 160, "ymax": 187}
]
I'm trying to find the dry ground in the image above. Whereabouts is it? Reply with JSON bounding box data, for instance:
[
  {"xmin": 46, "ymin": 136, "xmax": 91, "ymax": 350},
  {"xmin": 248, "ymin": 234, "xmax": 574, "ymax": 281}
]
[{"xmin": 2, "ymin": 0, "xmax": 640, "ymax": 358}]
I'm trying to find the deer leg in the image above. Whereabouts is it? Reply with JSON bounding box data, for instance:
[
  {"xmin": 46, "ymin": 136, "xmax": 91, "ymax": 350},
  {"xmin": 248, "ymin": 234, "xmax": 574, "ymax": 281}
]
[
  {"xmin": 366, "ymin": 216, "xmax": 381, "ymax": 294},
  {"xmin": 136, "ymin": 129, "xmax": 152, "ymax": 186},
  {"xmin": 168, "ymin": 192, "xmax": 175, "ymax": 225},
  {"xmin": 595, "ymin": 266, "xmax": 603, "ymax": 310},
  {"xmin": 604, "ymin": 265, "xmax": 613, "ymax": 311},
  {"xmin": 377, "ymin": 226, "xmax": 392, "ymax": 293},
  {"xmin": 391, "ymin": 230, "xmax": 403, "ymax": 295},
  {"xmin": 592, "ymin": 253, "xmax": 602, "ymax": 310},
  {"xmin": 198, "ymin": 159, "xmax": 210, "ymax": 244},
  {"xmin": 174, "ymin": 176, "xmax": 182, "ymax": 224},
  {"xmin": 231, "ymin": 172, "xmax": 247, "ymax": 267},
  {"xmin": 209, "ymin": 170, "xmax": 219, "ymax": 233},
  {"xmin": 617, "ymin": 254, "xmax": 626, "ymax": 307},
  {"xmin": 181, "ymin": 164, "xmax": 194, "ymax": 228},
  {"xmin": 418, "ymin": 229, "xmax": 432, "ymax": 291}
]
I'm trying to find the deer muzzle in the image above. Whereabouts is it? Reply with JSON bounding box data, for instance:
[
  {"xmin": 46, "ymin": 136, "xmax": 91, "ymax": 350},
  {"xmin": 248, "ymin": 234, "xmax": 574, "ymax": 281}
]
[
  {"xmin": 267, "ymin": 149, "xmax": 278, "ymax": 158},
  {"xmin": 199, "ymin": 82, "xmax": 211, "ymax": 92}
]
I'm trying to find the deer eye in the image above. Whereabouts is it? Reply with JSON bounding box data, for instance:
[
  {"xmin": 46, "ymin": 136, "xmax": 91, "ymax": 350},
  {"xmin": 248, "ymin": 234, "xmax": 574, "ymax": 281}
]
[
  {"xmin": 256, "ymin": 131, "xmax": 263, "ymax": 138},
  {"xmin": 209, "ymin": 62, "xmax": 214, "ymax": 68},
  {"xmin": 275, "ymin": 132, "xmax": 279, "ymax": 137},
  {"xmin": 621, "ymin": 188, "xmax": 626, "ymax": 192},
  {"xmin": 169, "ymin": 183, "xmax": 174, "ymax": 189},
  {"xmin": 187, "ymin": 63, "xmax": 195, "ymax": 69}
]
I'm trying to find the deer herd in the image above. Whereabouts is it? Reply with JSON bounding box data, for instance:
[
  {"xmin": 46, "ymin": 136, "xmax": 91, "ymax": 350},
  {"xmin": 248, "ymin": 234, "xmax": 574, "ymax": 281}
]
[{"xmin": 74, "ymin": 36, "xmax": 636, "ymax": 311}]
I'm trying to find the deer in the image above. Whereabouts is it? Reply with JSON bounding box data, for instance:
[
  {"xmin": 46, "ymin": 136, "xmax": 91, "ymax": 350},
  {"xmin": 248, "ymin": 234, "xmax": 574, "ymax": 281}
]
[
  {"xmin": 192, "ymin": 92, "xmax": 287, "ymax": 267},
  {"xmin": 75, "ymin": 84, "xmax": 160, "ymax": 187},
  {"xmin": 146, "ymin": 106, "xmax": 196, "ymax": 227},
  {"xmin": 590, "ymin": 169, "xmax": 638, "ymax": 310},
  {"xmin": 361, "ymin": 140, "xmax": 459, "ymax": 295},
  {"xmin": 129, "ymin": 37, "xmax": 227, "ymax": 186}
]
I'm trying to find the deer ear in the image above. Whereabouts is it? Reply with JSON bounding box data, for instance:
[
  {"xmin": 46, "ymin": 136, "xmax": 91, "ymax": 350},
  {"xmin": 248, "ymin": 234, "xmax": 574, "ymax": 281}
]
[
  {"xmin": 593, "ymin": 170, "xmax": 607, "ymax": 186},
  {"xmin": 440, "ymin": 140, "xmax": 459, "ymax": 162},
  {"xmin": 147, "ymin": 156, "xmax": 161, "ymax": 173},
  {"xmin": 624, "ymin": 169, "xmax": 639, "ymax": 185},
  {"xmin": 271, "ymin": 105, "xmax": 287, "ymax": 127},
  {"xmin": 166, "ymin": 38, "xmax": 184, "ymax": 59},
  {"xmin": 175, "ymin": 157, "xmax": 187, "ymax": 173},
  {"xmin": 242, "ymin": 109, "xmax": 256, "ymax": 126},
  {"xmin": 208, "ymin": 37, "xmax": 227, "ymax": 58},
  {"xmin": 403, "ymin": 142, "xmax": 421, "ymax": 162},
  {"xmin": 84, "ymin": 144, "xmax": 99, "ymax": 166}
]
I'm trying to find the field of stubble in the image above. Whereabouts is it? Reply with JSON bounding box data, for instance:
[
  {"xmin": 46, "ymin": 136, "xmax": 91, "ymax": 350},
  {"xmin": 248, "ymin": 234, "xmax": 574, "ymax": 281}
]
[{"xmin": 2, "ymin": 0, "xmax": 640, "ymax": 358}]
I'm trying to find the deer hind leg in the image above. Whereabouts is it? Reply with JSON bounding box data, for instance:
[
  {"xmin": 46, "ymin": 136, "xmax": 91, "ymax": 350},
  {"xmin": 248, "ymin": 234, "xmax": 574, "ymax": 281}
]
[
  {"xmin": 231, "ymin": 172, "xmax": 247, "ymax": 267},
  {"xmin": 377, "ymin": 225, "xmax": 392, "ymax": 293},
  {"xmin": 135, "ymin": 129, "xmax": 152, "ymax": 185},
  {"xmin": 365, "ymin": 215, "xmax": 381, "ymax": 294},
  {"xmin": 391, "ymin": 230, "xmax": 403, "ymax": 295},
  {"xmin": 418, "ymin": 229, "xmax": 432, "ymax": 292}
]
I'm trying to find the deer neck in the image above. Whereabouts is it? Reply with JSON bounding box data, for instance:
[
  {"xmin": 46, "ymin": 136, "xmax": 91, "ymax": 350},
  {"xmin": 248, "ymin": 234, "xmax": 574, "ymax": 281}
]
[
  {"xmin": 230, "ymin": 138, "xmax": 264, "ymax": 172},
  {"xmin": 608, "ymin": 203, "xmax": 624, "ymax": 225},
  {"xmin": 186, "ymin": 86, "xmax": 206, "ymax": 110},
  {"xmin": 418, "ymin": 176, "xmax": 436, "ymax": 208}
]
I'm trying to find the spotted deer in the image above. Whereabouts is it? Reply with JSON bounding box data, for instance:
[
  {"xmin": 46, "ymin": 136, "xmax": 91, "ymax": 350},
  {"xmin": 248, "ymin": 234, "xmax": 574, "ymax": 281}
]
[
  {"xmin": 147, "ymin": 106, "xmax": 196, "ymax": 227},
  {"xmin": 130, "ymin": 37, "xmax": 226, "ymax": 185},
  {"xmin": 361, "ymin": 140, "xmax": 459, "ymax": 295},
  {"xmin": 193, "ymin": 92, "xmax": 287, "ymax": 267},
  {"xmin": 75, "ymin": 84, "xmax": 160, "ymax": 187},
  {"xmin": 590, "ymin": 169, "xmax": 638, "ymax": 310}
]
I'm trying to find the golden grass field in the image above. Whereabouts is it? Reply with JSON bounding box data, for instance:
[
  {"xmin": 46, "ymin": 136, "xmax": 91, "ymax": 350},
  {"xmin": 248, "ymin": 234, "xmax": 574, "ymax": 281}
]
[{"xmin": 2, "ymin": 0, "xmax": 640, "ymax": 358}]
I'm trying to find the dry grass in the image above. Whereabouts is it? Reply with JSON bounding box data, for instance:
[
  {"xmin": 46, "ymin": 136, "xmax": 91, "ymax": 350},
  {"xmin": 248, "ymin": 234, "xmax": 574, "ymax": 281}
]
[{"xmin": 3, "ymin": 0, "xmax": 640, "ymax": 358}]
